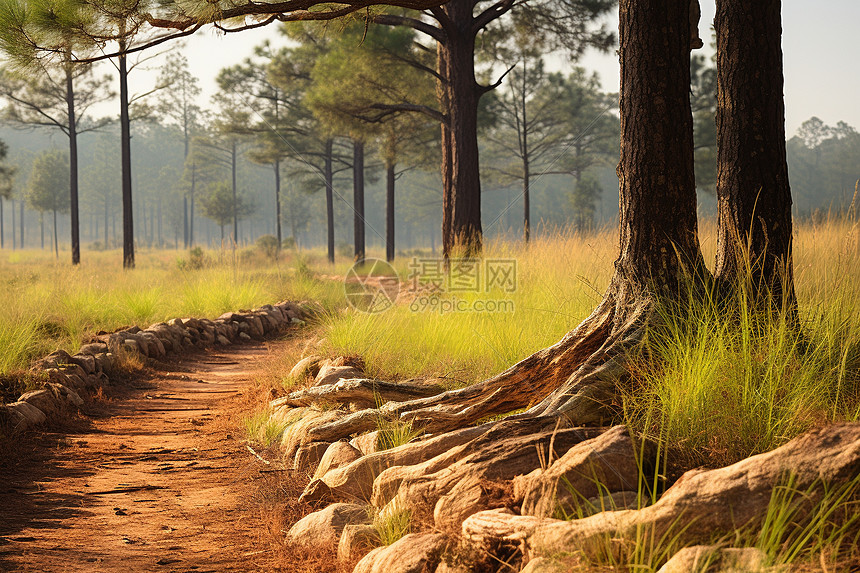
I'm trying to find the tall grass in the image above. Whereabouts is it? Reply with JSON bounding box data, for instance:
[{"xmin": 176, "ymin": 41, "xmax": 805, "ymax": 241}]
[
  {"xmin": 324, "ymin": 229, "xmax": 615, "ymax": 385},
  {"xmin": 0, "ymin": 247, "xmax": 345, "ymax": 380}
]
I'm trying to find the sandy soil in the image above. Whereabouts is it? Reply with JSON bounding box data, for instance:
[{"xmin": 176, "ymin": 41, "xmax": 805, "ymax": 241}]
[{"xmin": 0, "ymin": 341, "xmax": 292, "ymax": 573}]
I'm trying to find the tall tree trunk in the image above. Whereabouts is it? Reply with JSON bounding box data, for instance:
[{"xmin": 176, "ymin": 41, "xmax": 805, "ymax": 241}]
[
  {"xmin": 231, "ymin": 141, "xmax": 238, "ymax": 245},
  {"xmin": 523, "ymin": 156, "xmax": 530, "ymax": 243},
  {"xmin": 53, "ymin": 209, "xmax": 58, "ymax": 258},
  {"xmin": 190, "ymin": 162, "xmax": 196, "ymax": 247},
  {"xmin": 386, "ymin": 161, "xmax": 396, "ymax": 262},
  {"xmin": 521, "ymin": 62, "xmax": 531, "ymax": 243},
  {"xmin": 19, "ymin": 200, "xmax": 24, "ymax": 248},
  {"xmin": 438, "ymin": 0, "xmax": 483, "ymax": 258},
  {"xmin": 324, "ymin": 138, "xmax": 335, "ymax": 264},
  {"xmin": 11, "ymin": 197, "xmax": 15, "ymax": 249},
  {"xmin": 157, "ymin": 196, "xmax": 162, "ymax": 246},
  {"xmin": 104, "ymin": 194, "xmax": 109, "ymax": 248},
  {"xmin": 40, "ymin": 213, "xmax": 44, "ymax": 250},
  {"xmin": 1, "ymin": 196, "xmax": 4, "ymax": 249},
  {"xmin": 714, "ymin": 0, "xmax": 795, "ymax": 312},
  {"xmin": 119, "ymin": 46, "xmax": 134, "ymax": 269},
  {"xmin": 353, "ymin": 139, "xmax": 366, "ymax": 264},
  {"xmin": 274, "ymin": 159, "xmax": 282, "ymax": 254},
  {"xmin": 183, "ymin": 197, "xmax": 189, "ymax": 248},
  {"xmin": 65, "ymin": 63, "xmax": 81, "ymax": 265}
]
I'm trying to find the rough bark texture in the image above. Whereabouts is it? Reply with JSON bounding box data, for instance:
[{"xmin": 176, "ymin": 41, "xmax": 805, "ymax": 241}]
[
  {"xmin": 714, "ymin": 0, "xmax": 795, "ymax": 310},
  {"xmin": 119, "ymin": 49, "xmax": 134, "ymax": 269},
  {"xmin": 325, "ymin": 138, "xmax": 335, "ymax": 263},
  {"xmin": 386, "ymin": 162, "xmax": 395, "ymax": 262},
  {"xmin": 65, "ymin": 65, "xmax": 80, "ymax": 266},
  {"xmin": 353, "ymin": 139, "xmax": 366, "ymax": 264},
  {"xmin": 438, "ymin": 0, "xmax": 482, "ymax": 258}
]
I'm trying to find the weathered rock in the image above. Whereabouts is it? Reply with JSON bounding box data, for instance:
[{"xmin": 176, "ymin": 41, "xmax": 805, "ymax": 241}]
[
  {"xmin": 514, "ymin": 425, "xmax": 650, "ymax": 518},
  {"xmin": 337, "ymin": 524, "xmax": 379, "ymax": 562},
  {"xmin": 463, "ymin": 423, "xmax": 860, "ymax": 561},
  {"xmin": 314, "ymin": 365, "xmax": 363, "ymax": 387},
  {"xmin": 6, "ymin": 401, "xmax": 47, "ymax": 427},
  {"xmin": 581, "ymin": 490, "xmax": 641, "ymax": 517},
  {"xmin": 315, "ymin": 441, "xmax": 364, "ymax": 479},
  {"xmin": 37, "ymin": 349, "xmax": 74, "ymax": 369},
  {"xmin": 67, "ymin": 353, "xmax": 95, "ymax": 374},
  {"xmin": 280, "ymin": 407, "xmax": 343, "ymax": 460},
  {"xmin": 78, "ymin": 342, "xmax": 108, "ymax": 356},
  {"xmin": 375, "ymin": 423, "xmax": 607, "ymax": 529},
  {"xmin": 351, "ymin": 431, "xmax": 381, "ymax": 456},
  {"xmin": 216, "ymin": 335, "xmax": 230, "ymax": 345},
  {"xmin": 657, "ymin": 546, "xmax": 769, "ymax": 573},
  {"xmin": 123, "ymin": 338, "xmax": 142, "ymax": 356},
  {"xmin": 285, "ymin": 503, "xmax": 370, "ymax": 548},
  {"xmin": 277, "ymin": 378, "xmax": 446, "ymax": 410},
  {"xmin": 294, "ymin": 441, "xmax": 333, "ymax": 472},
  {"xmin": 353, "ymin": 533, "xmax": 448, "ymax": 573},
  {"xmin": 47, "ymin": 383, "xmax": 84, "ymax": 407},
  {"xmin": 300, "ymin": 423, "xmax": 491, "ymax": 505},
  {"xmin": 20, "ymin": 389, "xmax": 62, "ymax": 417},
  {"xmin": 139, "ymin": 332, "xmax": 166, "ymax": 357},
  {"xmin": 288, "ymin": 355, "xmax": 323, "ymax": 380},
  {"xmin": 238, "ymin": 332, "xmax": 251, "ymax": 341}
]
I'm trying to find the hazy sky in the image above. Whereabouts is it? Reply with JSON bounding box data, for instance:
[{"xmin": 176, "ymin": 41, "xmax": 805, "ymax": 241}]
[{"xmin": 117, "ymin": 0, "xmax": 859, "ymax": 137}]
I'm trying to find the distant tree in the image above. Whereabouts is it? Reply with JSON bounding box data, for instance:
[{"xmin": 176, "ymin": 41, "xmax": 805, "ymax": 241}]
[
  {"xmin": 0, "ymin": 54, "xmax": 111, "ymax": 264},
  {"xmin": 569, "ymin": 173, "xmax": 602, "ymax": 232},
  {"xmin": 0, "ymin": 140, "xmax": 15, "ymax": 249},
  {"xmin": 199, "ymin": 180, "xmax": 253, "ymax": 245},
  {"xmin": 691, "ymin": 53, "xmax": 717, "ymax": 194},
  {"xmin": 156, "ymin": 50, "xmax": 201, "ymax": 247},
  {"xmin": 304, "ymin": 22, "xmax": 437, "ymax": 261},
  {"xmin": 25, "ymin": 149, "xmax": 70, "ymax": 258}
]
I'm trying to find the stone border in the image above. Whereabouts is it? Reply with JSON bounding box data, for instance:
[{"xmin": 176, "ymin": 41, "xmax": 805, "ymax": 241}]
[{"xmin": 0, "ymin": 300, "xmax": 312, "ymax": 436}]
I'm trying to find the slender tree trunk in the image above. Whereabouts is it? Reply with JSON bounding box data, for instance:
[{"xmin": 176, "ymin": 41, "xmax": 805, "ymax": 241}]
[
  {"xmin": 324, "ymin": 138, "xmax": 335, "ymax": 264},
  {"xmin": 714, "ymin": 0, "xmax": 795, "ymax": 312},
  {"xmin": 353, "ymin": 139, "xmax": 366, "ymax": 264},
  {"xmin": 386, "ymin": 161, "xmax": 396, "ymax": 262},
  {"xmin": 119, "ymin": 46, "xmax": 134, "ymax": 269},
  {"xmin": 20, "ymin": 200, "xmax": 24, "ymax": 248},
  {"xmin": 0, "ymin": 196, "xmax": 4, "ymax": 249},
  {"xmin": 274, "ymin": 159, "xmax": 282, "ymax": 254},
  {"xmin": 11, "ymin": 197, "xmax": 15, "ymax": 249},
  {"xmin": 523, "ymin": 156, "xmax": 531, "ymax": 243},
  {"xmin": 65, "ymin": 63, "xmax": 81, "ymax": 265},
  {"xmin": 157, "ymin": 196, "xmax": 162, "ymax": 247},
  {"xmin": 231, "ymin": 141, "xmax": 238, "ymax": 245},
  {"xmin": 183, "ymin": 197, "xmax": 189, "ymax": 248},
  {"xmin": 438, "ymin": 0, "xmax": 483, "ymax": 258},
  {"xmin": 40, "ymin": 213, "xmax": 44, "ymax": 250},
  {"xmin": 104, "ymin": 195, "xmax": 109, "ymax": 248},
  {"xmin": 53, "ymin": 209, "xmax": 58, "ymax": 259},
  {"xmin": 190, "ymin": 162, "xmax": 196, "ymax": 247}
]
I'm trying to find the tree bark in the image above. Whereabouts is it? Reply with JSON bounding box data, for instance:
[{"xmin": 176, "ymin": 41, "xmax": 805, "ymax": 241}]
[
  {"xmin": 274, "ymin": 159, "xmax": 282, "ymax": 254},
  {"xmin": 1, "ymin": 196, "xmax": 4, "ymax": 249},
  {"xmin": 714, "ymin": 0, "xmax": 795, "ymax": 312},
  {"xmin": 119, "ymin": 47, "xmax": 135, "ymax": 269},
  {"xmin": 325, "ymin": 138, "xmax": 335, "ymax": 263},
  {"xmin": 386, "ymin": 161, "xmax": 396, "ymax": 262},
  {"xmin": 65, "ymin": 64, "xmax": 81, "ymax": 265},
  {"xmin": 231, "ymin": 140, "xmax": 238, "ymax": 245},
  {"xmin": 438, "ymin": 0, "xmax": 483, "ymax": 258},
  {"xmin": 19, "ymin": 200, "xmax": 24, "ymax": 248},
  {"xmin": 353, "ymin": 139, "xmax": 366, "ymax": 264},
  {"xmin": 52, "ymin": 208, "xmax": 58, "ymax": 258}
]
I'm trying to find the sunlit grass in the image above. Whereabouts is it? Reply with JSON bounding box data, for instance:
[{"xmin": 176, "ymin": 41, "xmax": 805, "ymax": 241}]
[{"xmin": 0, "ymin": 247, "xmax": 345, "ymax": 382}]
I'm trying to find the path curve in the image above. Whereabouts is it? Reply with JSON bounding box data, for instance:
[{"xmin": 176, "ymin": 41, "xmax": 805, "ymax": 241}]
[{"xmin": 0, "ymin": 341, "xmax": 288, "ymax": 572}]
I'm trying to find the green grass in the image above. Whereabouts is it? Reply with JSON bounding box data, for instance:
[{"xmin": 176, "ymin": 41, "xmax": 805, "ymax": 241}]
[
  {"xmin": 371, "ymin": 500, "xmax": 412, "ymax": 546},
  {"xmin": 0, "ymin": 247, "xmax": 345, "ymax": 385}
]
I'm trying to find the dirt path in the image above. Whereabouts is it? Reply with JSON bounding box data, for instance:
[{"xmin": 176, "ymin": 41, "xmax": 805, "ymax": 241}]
[{"xmin": 0, "ymin": 341, "xmax": 290, "ymax": 573}]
